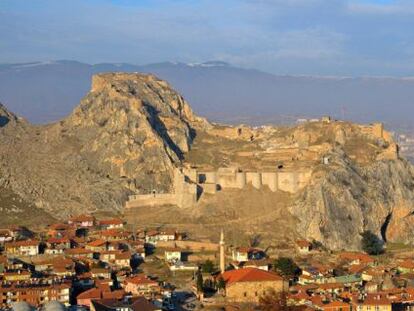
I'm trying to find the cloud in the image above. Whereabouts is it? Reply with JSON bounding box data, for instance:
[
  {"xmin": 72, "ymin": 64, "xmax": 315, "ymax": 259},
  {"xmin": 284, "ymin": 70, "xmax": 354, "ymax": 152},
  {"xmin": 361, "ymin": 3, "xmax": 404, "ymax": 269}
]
[{"xmin": 0, "ymin": 0, "xmax": 414, "ymax": 76}]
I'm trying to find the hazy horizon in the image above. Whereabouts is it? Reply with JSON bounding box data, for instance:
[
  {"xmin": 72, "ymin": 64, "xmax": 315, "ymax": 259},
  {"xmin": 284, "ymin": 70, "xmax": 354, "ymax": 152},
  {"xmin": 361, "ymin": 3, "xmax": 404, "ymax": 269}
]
[{"xmin": 2, "ymin": 0, "xmax": 414, "ymax": 77}]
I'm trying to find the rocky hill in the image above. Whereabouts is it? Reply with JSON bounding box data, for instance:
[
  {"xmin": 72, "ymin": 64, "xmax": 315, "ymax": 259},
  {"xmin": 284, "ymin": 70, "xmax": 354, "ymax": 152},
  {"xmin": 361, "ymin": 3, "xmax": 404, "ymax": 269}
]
[
  {"xmin": 0, "ymin": 73, "xmax": 207, "ymax": 218},
  {"xmin": 1, "ymin": 72, "xmax": 414, "ymax": 250}
]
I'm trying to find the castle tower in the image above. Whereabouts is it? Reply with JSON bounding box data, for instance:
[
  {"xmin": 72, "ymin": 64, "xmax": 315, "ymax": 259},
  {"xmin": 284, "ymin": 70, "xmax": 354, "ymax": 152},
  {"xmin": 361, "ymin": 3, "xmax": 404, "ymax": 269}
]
[{"xmin": 219, "ymin": 229, "xmax": 225, "ymax": 273}]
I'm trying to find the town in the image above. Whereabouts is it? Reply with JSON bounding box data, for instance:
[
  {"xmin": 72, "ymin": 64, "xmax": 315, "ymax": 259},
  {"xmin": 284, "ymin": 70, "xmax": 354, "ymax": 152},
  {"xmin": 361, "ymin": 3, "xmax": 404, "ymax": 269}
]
[{"xmin": 1, "ymin": 214, "xmax": 414, "ymax": 311}]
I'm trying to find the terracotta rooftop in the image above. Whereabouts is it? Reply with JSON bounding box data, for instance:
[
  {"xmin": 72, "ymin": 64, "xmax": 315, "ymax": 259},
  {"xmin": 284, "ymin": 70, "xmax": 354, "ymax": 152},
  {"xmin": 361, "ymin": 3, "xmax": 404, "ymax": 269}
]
[
  {"xmin": 87, "ymin": 239, "xmax": 107, "ymax": 247},
  {"xmin": 361, "ymin": 294, "xmax": 392, "ymax": 306},
  {"xmin": 100, "ymin": 219, "xmax": 124, "ymax": 226},
  {"xmin": 338, "ymin": 252, "xmax": 374, "ymax": 264},
  {"xmin": 5, "ymin": 239, "xmax": 39, "ymax": 248},
  {"xmin": 297, "ymin": 240, "xmax": 312, "ymax": 248},
  {"xmin": 221, "ymin": 267, "xmax": 284, "ymax": 286},
  {"xmin": 125, "ymin": 275, "xmax": 159, "ymax": 286}
]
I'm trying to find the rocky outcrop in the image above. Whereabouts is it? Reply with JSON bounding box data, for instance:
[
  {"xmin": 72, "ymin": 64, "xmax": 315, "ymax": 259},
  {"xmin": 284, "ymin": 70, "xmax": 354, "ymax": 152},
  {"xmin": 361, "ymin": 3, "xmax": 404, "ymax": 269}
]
[
  {"xmin": 1, "ymin": 72, "xmax": 414, "ymax": 251},
  {"xmin": 0, "ymin": 73, "xmax": 208, "ymax": 218},
  {"xmin": 290, "ymin": 151, "xmax": 414, "ymax": 250}
]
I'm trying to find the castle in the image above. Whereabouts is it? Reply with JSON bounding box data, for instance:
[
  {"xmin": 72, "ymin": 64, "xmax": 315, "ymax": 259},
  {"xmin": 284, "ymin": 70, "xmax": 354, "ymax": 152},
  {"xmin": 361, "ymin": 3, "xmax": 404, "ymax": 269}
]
[
  {"xmin": 125, "ymin": 121, "xmax": 399, "ymax": 210},
  {"xmin": 125, "ymin": 166, "xmax": 312, "ymax": 209}
]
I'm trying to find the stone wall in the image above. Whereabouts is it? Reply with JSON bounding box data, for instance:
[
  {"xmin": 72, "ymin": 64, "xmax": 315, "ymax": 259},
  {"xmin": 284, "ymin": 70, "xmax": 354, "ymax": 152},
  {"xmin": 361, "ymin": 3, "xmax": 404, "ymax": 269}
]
[
  {"xmin": 126, "ymin": 166, "xmax": 313, "ymax": 209},
  {"xmin": 225, "ymin": 280, "xmax": 288, "ymax": 303},
  {"xmin": 261, "ymin": 172, "xmax": 278, "ymax": 192},
  {"xmin": 126, "ymin": 168, "xmax": 197, "ymax": 209},
  {"xmin": 156, "ymin": 240, "xmax": 219, "ymax": 251},
  {"xmin": 125, "ymin": 193, "xmax": 177, "ymax": 208},
  {"xmin": 198, "ymin": 168, "xmax": 312, "ymax": 194}
]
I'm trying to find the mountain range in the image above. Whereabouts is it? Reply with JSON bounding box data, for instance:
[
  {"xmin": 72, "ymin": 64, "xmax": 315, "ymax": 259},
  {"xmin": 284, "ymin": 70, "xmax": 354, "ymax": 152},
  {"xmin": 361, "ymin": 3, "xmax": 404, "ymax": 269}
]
[{"xmin": 1, "ymin": 60, "xmax": 414, "ymax": 129}]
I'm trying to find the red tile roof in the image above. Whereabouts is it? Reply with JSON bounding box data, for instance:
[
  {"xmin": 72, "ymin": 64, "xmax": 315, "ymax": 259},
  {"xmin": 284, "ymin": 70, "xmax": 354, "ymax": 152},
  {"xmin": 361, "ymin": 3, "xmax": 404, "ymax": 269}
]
[
  {"xmin": 70, "ymin": 214, "xmax": 95, "ymax": 222},
  {"xmin": 5, "ymin": 239, "xmax": 39, "ymax": 248},
  {"xmin": 338, "ymin": 252, "xmax": 374, "ymax": 264},
  {"xmin": 125, "ymin": 275, "xmax": 158, "ymax": 286},
  {"xmin": 297, "ymin": 240, "xmax": 312, "ymax": 248},
  {"xmin": 221, "ymin": 267, "xmax": 284, "ymax": 285},
  {"xmin": 100, "ymin": 219, "xmax": 123, "ymax": 226},
  {"xmin": 362, "ymin": 294, "xmax": 392, "ymax": 306},
  {"xmin": 87, "ymin": 239, "xmax": 107, "ymax": 247}
]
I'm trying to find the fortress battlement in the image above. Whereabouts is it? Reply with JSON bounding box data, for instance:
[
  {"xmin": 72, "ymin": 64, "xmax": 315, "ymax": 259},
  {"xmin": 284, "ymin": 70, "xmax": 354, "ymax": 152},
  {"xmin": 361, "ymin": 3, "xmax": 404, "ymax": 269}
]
[{"xmin": 126, "ymin": 166, "xmax": 312, "ymax": 209}]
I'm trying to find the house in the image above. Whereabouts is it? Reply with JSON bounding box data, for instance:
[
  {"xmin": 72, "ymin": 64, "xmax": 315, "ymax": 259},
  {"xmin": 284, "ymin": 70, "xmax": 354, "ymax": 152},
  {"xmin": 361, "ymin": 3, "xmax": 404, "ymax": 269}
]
[
  {"xmin": 232, "ymin": 247, "xmax": 266, "ymax": 262},
  {"xmin": 77, "ymin": 287, "xmax": 125, "ymax": 307},
  {"xmin": 68, "ymin": 214, "xmax": 95, "ymax": 228},
  {"xmin": 355, "ymin": 294, "xmax": 392, "ymax": 311},
  {"xmin": 0, "ymin": 281, "xmax": 71, "ymax": 308},
  {"xmin": 65, "ymin": 247, "xmax": 94, "ymax": 258},
  {"xmin": 145, "ymin": 229, "xmax": 176, "ymax": 245},
  {"xmin": 101, "ymin": 229, "xmax": 131, "ymax": 241},
  {"xmin": 45, "ymin": 237, "xmax": 71, "ymax": 254},
  {"xmin": 3, "ymin": 270, "xmax": 31, "ymax": 281},
  {"xmin": 297, "ymin": 240, "xmax": 312, "ymax": 254},
  {"xmin": 164, "ymin": 248, "xmax": 182, "ymax": 263},
  {"xmin": 90, "ymin": 268, "xmax": 111, "ymax": 279},
  {"xmin": 99, "ymin": 219, "xmax": 124, "ymax": 230},
  {"xmin": 241, "ymin": 260, "xmax": 270, "ymax": 271},
  {"xmin": 398, "ymin": 260, "xmax": 414, "ymax": 274},
  {"xmin": 123, "ymin": 275, "xmax": 160, "ymax": 297},
  {"xmin": 5, "ymin": 240, "xmax": 39, "ymax": 256},
  {"xmin": 86, "ymin": 239, "xmax": 108, "ymax": 252},
  {"xmin": 100, "ymin": 250, "xmax": 118, "ymax": 263},
  {"xmin": 114, "ymin": 251, "xmax": 131, "ymax": 268},
  {"xmin": 338, "ymin": 252, "xmax": 375, "ymax": 266},
  {"xmin": 0, "ymin": 229, "xmax": 13, "ymax": 243},
  {"xmin": 90, "ymin": 297, "xmax": 160, "ymax": 311},
  {"xmin": 318, "ymin": 301, "xmax": 351, "ymax": 311},
  {"xmin": 220, "ymin": 267, "xmax": 288, "ymax": 302},
  {"xmin": 47, "ymin": 223, "xmax": 75, "ymax": 238}
]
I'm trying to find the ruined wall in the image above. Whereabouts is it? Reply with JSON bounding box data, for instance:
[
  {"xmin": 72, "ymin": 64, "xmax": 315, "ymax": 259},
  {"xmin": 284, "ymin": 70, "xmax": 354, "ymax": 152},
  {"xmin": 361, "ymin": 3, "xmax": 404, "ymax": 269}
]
[
  {"xmin": 217, "ymin": 167, "xmax": 240, "ymax": 188},
  {"xmin": 125, "ymin": 193, "xmax": 177, "ymax": 208},
  {"xmin": 236, "ymin": 172, "xmax": 247, "ymax": 189},
  {"xmin": 261, "ymin": 172, "xmax": 278, "ymax": 192},
  {"xmin": 126, "ymin": 166, "xmax": 313, "ymax": 209},
  {"xmin": 277, "ymin": 171, "xmax": 311, "ymax": 193},
  {"xmin": 198, "ymin": 171, "xmax": 217, "ymax": 184},
  {"xmin": 174, "ymin": 168, "xmax": 197, "ymax": 208},
  {"xmin": 202, "ymin": 183, "xmax": 217, "ymax": 194},
  {"xmin": 246, "ymin": 172, "xmax": 262, "ymax": 189},
  {"xmin": 126, "ymin": 168, "xmax": 197, "ymax": 209}
]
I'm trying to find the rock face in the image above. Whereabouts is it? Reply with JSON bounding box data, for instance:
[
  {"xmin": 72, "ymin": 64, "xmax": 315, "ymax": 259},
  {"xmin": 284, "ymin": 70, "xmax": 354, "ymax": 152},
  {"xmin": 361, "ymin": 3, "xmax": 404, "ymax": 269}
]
[
  {"xmin": 1, "ymin": 72, "xmax": 414, "ymax": 250},
  {"xmin": 0, "ymin": 73, "xmax": 207, "ymax": 218},
  {"xmin": 291, "ymin": 152, "xmax": 414, "ymax": 250}
]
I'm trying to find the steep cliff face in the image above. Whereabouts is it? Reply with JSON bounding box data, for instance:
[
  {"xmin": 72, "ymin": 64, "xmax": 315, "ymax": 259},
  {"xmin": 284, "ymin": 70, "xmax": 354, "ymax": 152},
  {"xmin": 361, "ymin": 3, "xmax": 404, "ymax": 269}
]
[
  {"xmin": 291, "ymin": 152, "xmax": 414, "ymax": 250},
  {"xmin": 1, "ymin": 72, "xmax": 414, "ymax": 251},
  {"xmin": 62, "ymin": 73, "xmax": 207, "ymax": 190},
  {"xmin": 0, "ymin": 73, "xmax": 207, "ymax": 218}
]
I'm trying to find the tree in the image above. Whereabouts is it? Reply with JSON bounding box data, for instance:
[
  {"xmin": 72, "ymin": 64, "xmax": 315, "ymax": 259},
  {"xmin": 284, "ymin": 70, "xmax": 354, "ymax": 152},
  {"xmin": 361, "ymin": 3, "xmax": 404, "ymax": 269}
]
[
  {"xmin": 216, "ymin": 277, "xmax": 226, "ymax": 291},
  {"xmin": 361, "ymin": 230, "xmax": 384, "ymax": 255},
  {"xmin": 259, "ymin": 289, "xmax": 292, "ymax": 311},
  {"xmin": 273, "ymin": 257, "xmax": 300, "ymax": 278},
  {"xmin": 201, "ymin": 259, "xmax": 215, "ymax": 273},
  {"xmin": 196, "ymin": 271, "xmax": 204, "ymax": 293}
]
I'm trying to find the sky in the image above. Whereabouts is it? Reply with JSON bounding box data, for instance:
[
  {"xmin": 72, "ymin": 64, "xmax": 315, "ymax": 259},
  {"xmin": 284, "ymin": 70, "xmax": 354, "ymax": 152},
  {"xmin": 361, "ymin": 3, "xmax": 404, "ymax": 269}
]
[{"xmin": 1, "ymin": 0, "xmax": 414, "ymax": 76}]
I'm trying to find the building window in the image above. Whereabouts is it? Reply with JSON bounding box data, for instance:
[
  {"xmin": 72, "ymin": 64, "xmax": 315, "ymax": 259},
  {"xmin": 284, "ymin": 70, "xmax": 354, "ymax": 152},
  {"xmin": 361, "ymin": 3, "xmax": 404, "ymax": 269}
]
[{"xmin": 244, "ymin": 292, "xmax": 247, "ymax": 297}]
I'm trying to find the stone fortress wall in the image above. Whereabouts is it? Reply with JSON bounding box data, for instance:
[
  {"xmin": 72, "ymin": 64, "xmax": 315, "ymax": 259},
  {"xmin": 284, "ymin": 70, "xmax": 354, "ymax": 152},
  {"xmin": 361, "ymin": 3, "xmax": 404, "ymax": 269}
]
[
  {"xmin": 125, "ymin": 121, "xmax": 398, "ymax": 209},
  {"xmin": 196, "ymin": 167, "xmax": 311, "ymax": 194},
  {"xmin": 126, "ymin": 166, "xmax": 312, "ymax": 209},
  {"xmin": 361, "ymin": 122, "xmax": 399, "ymax": 160}
]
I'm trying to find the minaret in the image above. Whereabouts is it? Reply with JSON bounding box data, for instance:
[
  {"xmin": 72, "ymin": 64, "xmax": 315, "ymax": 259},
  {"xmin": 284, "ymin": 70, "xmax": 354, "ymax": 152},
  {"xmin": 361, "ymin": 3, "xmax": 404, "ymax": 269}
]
[{"xmin": 219, "ymin": 229, "xmax": 225, "ymax": 273}]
